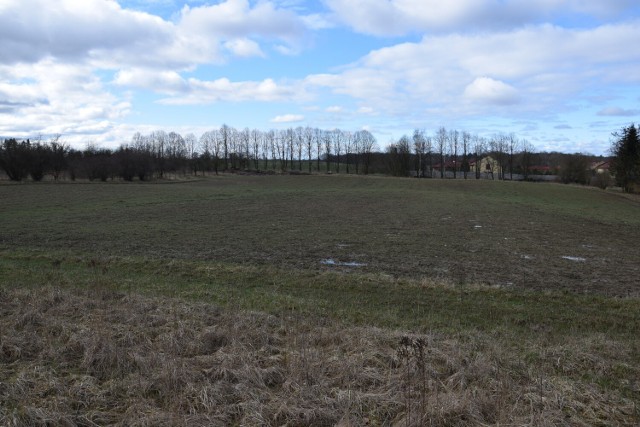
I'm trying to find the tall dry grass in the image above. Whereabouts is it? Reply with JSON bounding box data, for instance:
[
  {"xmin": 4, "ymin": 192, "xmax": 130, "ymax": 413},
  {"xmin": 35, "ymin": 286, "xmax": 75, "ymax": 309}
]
[{"xmin": 1, "ymin": 285, "xmax": 637, "ymax": 426}]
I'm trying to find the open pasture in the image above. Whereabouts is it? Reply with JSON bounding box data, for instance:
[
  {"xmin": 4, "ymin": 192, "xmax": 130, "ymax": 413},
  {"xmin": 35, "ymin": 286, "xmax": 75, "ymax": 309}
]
[
  {"xmin": 1, "ymin": 175, "xmax": 639, "ymax": 425},
  {"xmin": 1, "ymin": 174, "xmax": 638, "ymax": 295}
]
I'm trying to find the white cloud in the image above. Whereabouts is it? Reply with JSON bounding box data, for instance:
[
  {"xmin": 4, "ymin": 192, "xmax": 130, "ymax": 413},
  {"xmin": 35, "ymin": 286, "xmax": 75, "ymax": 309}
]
[
  {"xmin": 224, "ymin": 38, "xmax": 265, "ymax": 58},
  {"xmin": 326, "ymin": 105, "xmax": 343, "ymax": 113},
  {"xmin": 0, "ymin": 0, "xmax": 309, "ymax": 69},
  {"xmin": 271, "ymin": 114, "xmax": 305, "ymax": 123},
  {"xmin": 1, "ymin": 0, "xmax": 638, "ymax": 155},
  {"xmin": 114, "ymin": 69, "xmax": 188, "ymax": 94},
  {"xmin": 597, "ymin": 107, "xmax": 639, "ymax": 116},
  {"xmin": 301, "ymin": 13, "xmax": 334, "ymax": 30},
  {"xmin": 178, "ymin": 0, "xmax": 304, "ymax": 42},
  {"xmin": 357, "ymin": 106, "xmax": 375, "ymax": 114},
  {"xmin": 324, "ymin": 0, "xmax": 639, "ymax": 36},
  {"xmin": 141, "ymin": 75, "xmax": 305, "ymax": 105},
  {"xmin": 464, "ymin": 77, "xmax": 520, "ymax": 105},
  {"xmin": 0, "ymin": 0, "xmax": 173, "ymax": 65},
  {"xmin": 0, "ymin": 60, "xmax": 130, "ymax": 142},
  {"xmin": 175, "ymin": 0, "xmax": 307, "ymax": 61},
  {"xmin": 306, "ymin": 22, "xmax": 640, "ymax": 119}
]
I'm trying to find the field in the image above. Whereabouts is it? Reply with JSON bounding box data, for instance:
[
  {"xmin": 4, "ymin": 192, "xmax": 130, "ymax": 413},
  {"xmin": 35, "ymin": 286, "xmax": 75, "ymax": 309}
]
[{"xmin": 1, "ymin": 175, "xmax": 639, "ymax": 425}]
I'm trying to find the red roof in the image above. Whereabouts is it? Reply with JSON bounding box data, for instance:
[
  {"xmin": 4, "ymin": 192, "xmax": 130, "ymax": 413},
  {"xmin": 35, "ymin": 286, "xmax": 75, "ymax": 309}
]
[{"xmin": 591, "ymin": 161, "xmax": 610, "ymax": 170}]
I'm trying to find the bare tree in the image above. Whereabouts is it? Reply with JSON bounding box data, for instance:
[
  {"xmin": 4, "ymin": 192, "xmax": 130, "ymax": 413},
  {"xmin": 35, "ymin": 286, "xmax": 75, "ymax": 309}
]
[
  {"xmin": 387, "ymin": 136, "xmax": 412, "ymax": 176},
  {"xmin": 332, "ymin": 129, "xmax": 343, "ymax": 173},
  {"xmin": 304, "ymin": 127, "xmax": 314, "ymax": 173},
  {"xmin": 436, "ymin": 127, "xmax": 447, "ymax": 178},
  {"xmin": 519, "ymin": 139, "xmax": 535, "ymax": 180},
  {"xmin": 228, "ymin": 127, "xmax": 239, "ymax": 169},
  {"xmin": 324, "ymin": 130, "xmax": 332, "ymax": 173},
  {"xmin": 200, "ymin": 130, "xmax": 220, "ymax": 175},
  {"xmin": 167, "ymin": 131, "xmax": 186, "ymax": 175},
  {"xmin": 276, "ymin": 129, "xmax": 288, "ymax": 171},
  {"xmin": 262, "ymin": 130, "xmax": 273, "ymax": 170},
  {"xmin": 359, "ymin": 130, "xmax": 376, "ymax": 175},
  {"xmin": 220, "ymin": 124, "xmax": 230, "ymax": 171},
  {"xmin": 492, "ymin": 134, "xmax": 509, "ymax": 180},
  {"xmin": 150, "ymin": 130, "xmax": 168, "ymax": 178},
  {"xmin": 295, "ymin": 127, "xmax": 303, "ymax": 171},
  {"xmin": 424, "ymin": 134, "xmax": 433, "ymax": 177},
  {"xmin": 351, "ymin": 132, "xmax": 362, "ymax": 175},
  {"xmin": 184, "ymin": 133, "xmax": 198, "ymax": 175},
  {"xmin": 239, "ymin": 127, "xmax": 250, "ymax": 170},
  {"xmin": 413, "ymin": 129, "xmax": 427, "ymax": 178},
  {"xmin": 250, "ymin": 129, "xmax": 261, "ymax": 170},
  {"xmin": 448, "ymin": 129, "xmax": 459, "ymax": 179},
  {"xmin": 507, "ymin": 133, "xmax": 519, "ymax": 180},
  {"xmin": 315, "ymin": 128, "xmax": 323, "ymax": 172},
  {"xmin": 472, "ymin": 134, "xmax": 486, "ymax": 179},
  {"xmin": 48, "ymin": 134, "xmax": 67, "ymax": 181},
  {"xmin": 266, "ymin": 130, "xmax": 277, "ymax": 171},
  {"xmin": 462, "ymin": 131, "xmax": 470, "ymax": 179},
  {"xmin": 286, "ymin": 128, "xmax": 295, "ymax": 171}
]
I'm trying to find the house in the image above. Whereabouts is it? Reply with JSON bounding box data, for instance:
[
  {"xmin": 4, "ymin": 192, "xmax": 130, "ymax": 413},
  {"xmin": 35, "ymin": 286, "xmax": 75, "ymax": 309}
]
[
  {"xmin": 590, "ymin": 160, "xmax": 611, "ymax": 175},
  {"xmin": 470, "ymin": 156, "xmax": 499, "ymax": 177}
]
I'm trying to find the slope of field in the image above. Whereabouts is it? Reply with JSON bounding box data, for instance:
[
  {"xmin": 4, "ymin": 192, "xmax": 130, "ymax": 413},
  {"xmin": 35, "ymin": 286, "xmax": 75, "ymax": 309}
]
[
  {"xmin": 0, "ymin": 175, "xmax": 638, "ymax": 295},
  {"xmin": 0, "ymin": 175, "xmax": 639, "ymax": 425}
]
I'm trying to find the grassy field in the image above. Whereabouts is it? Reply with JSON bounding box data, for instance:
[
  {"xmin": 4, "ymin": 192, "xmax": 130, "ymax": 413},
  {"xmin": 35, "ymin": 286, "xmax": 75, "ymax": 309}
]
[{"xmin": 1, "ymin": 175, "xmax": 639, "ymax": 425}]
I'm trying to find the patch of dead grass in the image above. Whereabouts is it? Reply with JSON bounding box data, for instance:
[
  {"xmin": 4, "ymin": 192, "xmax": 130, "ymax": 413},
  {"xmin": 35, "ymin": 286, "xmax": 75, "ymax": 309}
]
[{"xmin": 1, "ymin": 286, "xmax": 638, "ymax": 426}]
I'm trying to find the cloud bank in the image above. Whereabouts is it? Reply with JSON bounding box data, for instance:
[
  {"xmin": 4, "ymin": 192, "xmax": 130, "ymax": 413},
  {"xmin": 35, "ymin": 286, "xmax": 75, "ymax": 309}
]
[{"xmin": 0, "ymin": 0, "xmax": 638, "ymax": 153}]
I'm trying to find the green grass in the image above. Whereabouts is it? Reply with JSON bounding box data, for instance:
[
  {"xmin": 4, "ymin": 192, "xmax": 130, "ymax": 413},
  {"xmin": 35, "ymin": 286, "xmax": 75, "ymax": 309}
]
[
  {"xmin": 1, "ymin": 174, "xmax": 638, "ymax": 340},
  {"xmin": 1, "ymin": 251, "xmax": 637, "ymax": 339},
  {"xmin": 1, "ymin": 174, "xmax": 639, "ymax": 424},
  {"xmin": 1, "ymin": 175, "xmax": 638, "ymax": 294}
]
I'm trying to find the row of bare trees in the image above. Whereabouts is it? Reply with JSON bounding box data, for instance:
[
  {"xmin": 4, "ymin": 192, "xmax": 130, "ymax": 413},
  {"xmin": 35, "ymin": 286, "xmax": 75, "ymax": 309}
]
[
  {"xmin": 388, "ymin": 128, "xmax": 537, "ymax": 179},
  {"xmin": 194, "ymin": 126, "xmax": 379, "ymax": 175},
  {"xmin": 2, "ymin": 125, "xmax": 609, "ymax": 184},
  {"xmin": 0, "ymin": 127, "xmax": 380, "ymax": 181}
]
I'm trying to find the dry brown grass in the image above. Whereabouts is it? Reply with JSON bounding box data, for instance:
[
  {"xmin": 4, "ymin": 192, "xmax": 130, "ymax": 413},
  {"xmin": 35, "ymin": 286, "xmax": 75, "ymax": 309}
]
[{"xmin": 1, "ymin": 285, "xmax": 638, "ymax": 426}]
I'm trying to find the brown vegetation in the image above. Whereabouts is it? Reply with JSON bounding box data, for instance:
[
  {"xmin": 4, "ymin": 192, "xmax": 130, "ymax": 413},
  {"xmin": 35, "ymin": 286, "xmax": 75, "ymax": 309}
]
[{"xmin": 1, "ymin": 285, "xmax": 638, "ymax": 426}]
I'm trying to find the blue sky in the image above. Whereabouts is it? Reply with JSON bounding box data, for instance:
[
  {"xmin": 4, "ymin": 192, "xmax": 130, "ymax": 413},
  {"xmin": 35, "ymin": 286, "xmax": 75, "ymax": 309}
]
[{"xmin": 1, "ymin": 0, "xmax": 640, "ymax": 154}]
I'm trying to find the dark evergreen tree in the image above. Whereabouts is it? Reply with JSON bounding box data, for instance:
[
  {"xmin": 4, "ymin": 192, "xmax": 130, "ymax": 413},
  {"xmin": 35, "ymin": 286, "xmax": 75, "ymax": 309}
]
[{"xmin": 611, "ymin": 124, "xmax": 640, "ymax": 193}]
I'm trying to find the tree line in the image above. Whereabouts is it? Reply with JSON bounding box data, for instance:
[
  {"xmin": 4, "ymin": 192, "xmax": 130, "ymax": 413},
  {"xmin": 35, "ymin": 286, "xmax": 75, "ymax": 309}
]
[
  {"xmin": 385, "ymin": 127, "xmax": 611, "ymax": 186},
  {"xmin": 386, "ymin": 128, "xmax": 536, "ymax": 180},
  {"xmin": 1, "ymin": 124, "xmax": 637, "ymax": 192},
  {"xmin": 0, "ymin": 127, "xmax": 379, "ymax": 182}
]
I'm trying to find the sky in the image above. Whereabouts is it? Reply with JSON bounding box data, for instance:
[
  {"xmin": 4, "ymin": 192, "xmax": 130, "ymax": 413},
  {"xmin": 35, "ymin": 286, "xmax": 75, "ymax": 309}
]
[{"xmin": 1, "ymin": 0, "xmax": 640, "ymax": 155}]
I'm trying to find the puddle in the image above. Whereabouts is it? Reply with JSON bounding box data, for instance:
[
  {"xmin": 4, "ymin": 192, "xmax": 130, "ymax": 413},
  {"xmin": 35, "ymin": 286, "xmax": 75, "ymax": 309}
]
[
  {"xmin": 562, "ymin": 256, "xmax": 586, "ymax": 262},
  {"xmin": 321, "ymin": 258, "xmax": 367, "ymax": 267}
]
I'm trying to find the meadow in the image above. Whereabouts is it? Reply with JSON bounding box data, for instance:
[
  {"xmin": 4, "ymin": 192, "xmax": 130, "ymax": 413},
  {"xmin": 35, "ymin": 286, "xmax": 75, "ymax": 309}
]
[{"xmin": 1, "ymin": 175, "xmax": 639, "ymax": 425}]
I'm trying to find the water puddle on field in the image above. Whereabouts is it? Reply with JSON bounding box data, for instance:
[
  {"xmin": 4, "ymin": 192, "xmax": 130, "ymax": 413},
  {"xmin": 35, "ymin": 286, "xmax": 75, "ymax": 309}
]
[
  {"xmin": 562, "ymin": 256, "xmax": 587, "ymax": 262},
  {"xmin": 321, "ymin": 258, "xmax": 367, "ymax": 267}
]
